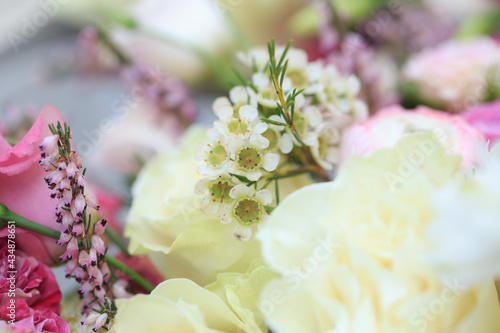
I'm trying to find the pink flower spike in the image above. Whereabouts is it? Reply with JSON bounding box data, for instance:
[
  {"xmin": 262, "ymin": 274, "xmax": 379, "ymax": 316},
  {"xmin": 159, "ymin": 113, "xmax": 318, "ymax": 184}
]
[{"xmin": 91, "ymin": 235, "xmax": 106, "ymax": 257}]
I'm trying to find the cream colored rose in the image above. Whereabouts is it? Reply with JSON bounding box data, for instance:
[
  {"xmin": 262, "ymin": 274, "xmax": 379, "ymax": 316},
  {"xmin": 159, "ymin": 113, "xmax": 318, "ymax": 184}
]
[
  {"xmin": 112, "ymin": 265, "xmax": 277, "ymax": 333},
  {"xmin": 257, "ymin": 133, "xmax": 500, "ymax": 332}
]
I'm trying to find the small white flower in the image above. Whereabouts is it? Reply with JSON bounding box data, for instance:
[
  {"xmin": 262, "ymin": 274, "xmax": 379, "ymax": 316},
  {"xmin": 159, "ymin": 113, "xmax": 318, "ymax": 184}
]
[
  {"xmin": 213, "ymin": 104, "xmax": 268, "ymax": 143},
  {"xmin": 194, "ymin": 173, "xmax": 236, "ymax": 214},
  {"xmin": 218, "ymin": 184, "xmax": 272, "ymax": 241},
  {"xmin": 310, "ymin": 122, "xmax": 341, "ymax": 170},
  {"xmin": 195, "ymin": 128, "xmax": 229, "ymax": 176},
  {"xmin": 228, "ymin": 138, "xmax": 280, "ymax": 181},
  {"xmin": 213, "ymin": 86, "xmax": 257, "ymax": 115}
]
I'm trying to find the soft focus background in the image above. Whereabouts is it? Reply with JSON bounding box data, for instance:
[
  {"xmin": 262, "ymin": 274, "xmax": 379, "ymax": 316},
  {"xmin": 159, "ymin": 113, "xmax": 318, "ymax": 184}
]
[{"xmin": 2, "ymin": 0, "xmax": 500, "ymax": 296}]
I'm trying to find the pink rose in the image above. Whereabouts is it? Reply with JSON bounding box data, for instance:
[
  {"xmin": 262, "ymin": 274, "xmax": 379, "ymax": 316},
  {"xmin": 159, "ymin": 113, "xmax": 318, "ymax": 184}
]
[
  {"xmin": 340, "ymin": 105, "xmax": 486, "ymax": 172},
  {"xmin": 0, "ymin": 239, "xmax": 62, "ymax": 314},
  {"xmin": 463, "ymin": 99, "xmax": 500, "ymax": 147},
  {"xmin": 0, "ymin": 299, "xmax": 70, "ymax": 333},
  {"xmin": 403, "ymin": 38, "xmax": 500, "ymax": 110},
  {"xmin": 0, "ymin": 105, "xmax": 66, "ymax": 265}
]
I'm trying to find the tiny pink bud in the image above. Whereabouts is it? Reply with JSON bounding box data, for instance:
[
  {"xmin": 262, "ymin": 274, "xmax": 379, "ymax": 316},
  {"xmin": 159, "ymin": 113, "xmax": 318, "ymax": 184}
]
[
  {"xmin": 39, "ymin": 134, "xmax": 59, "ymax": 153},
  {"xmin": 74, "ymin": 193, "xmax": 86, "ymax": 216},
  {"xmin": 91, "ymin": 235, "xmax": 106, "ymax": 257},
  {"xmin": 85, "ymin": 192, "xmax": 100, "ymax": 211},
  {"xmin": 57, "ymin": 232, "xmax": 72, "ymax": 245},
  {"xmin": 112, "ymin": 279, "xmax": 133, "ymax": 299},
  {"xmin": 82, "ymin": 312, "xmax": 100, "ymax": 326},
  {"xmin": 79, "ymin": 250, "xmax": 91, "ymax": 267},
  {"xmin": 75, "ymin": 267, "xmax": 87, "ymax": 282},
  {"xmin": 72, "ymin": 223, "xmax": 85, "ymax": 237},
  {"xmin": 89, "ymin": 248, "xmax": 98, "ymax": 266},
  {"xmin": 93, "ymin": 287, "xmax": 106, "ymax": 302},
  {"xmin": 94, "ymin": 219, "xmax": 107, "ymax": 235},
  {"xmin": 79, "ymin": 281, "xmax": 93, "ymax": 294},
  {"xmin": 66, "ymin": 162, "xmax": 78, "ymax": 180},
  {"xmin": 93, "ymin": 313, "xmax": 108, "ymax": 332},
  {"xmin": 71, "ymin": 151, "xmax": 83, "ymax": 169},
  {"xmin": 65, "ymin": 258, "xmax": 77, "ymax": 277},
  {"xmin": 100, "ymin": 262, "xmax": 111, "ymax": 284},
  {"xmin": 67, "ymin": 237, "xmax": 79, "ymax": 254}
]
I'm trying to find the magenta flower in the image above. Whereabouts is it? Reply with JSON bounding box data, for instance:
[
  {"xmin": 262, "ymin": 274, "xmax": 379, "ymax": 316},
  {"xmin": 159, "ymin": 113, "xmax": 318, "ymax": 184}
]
[{"xmin": 0, "ymin": 239, "xmax": 62, "ymax": 314}]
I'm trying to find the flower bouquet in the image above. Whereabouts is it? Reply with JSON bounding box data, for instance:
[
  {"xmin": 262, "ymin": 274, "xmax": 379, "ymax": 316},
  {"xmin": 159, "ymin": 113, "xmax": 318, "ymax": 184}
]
[{"xmin": 2, "ymin": 0, "xmax": 500, "ymax": 332}]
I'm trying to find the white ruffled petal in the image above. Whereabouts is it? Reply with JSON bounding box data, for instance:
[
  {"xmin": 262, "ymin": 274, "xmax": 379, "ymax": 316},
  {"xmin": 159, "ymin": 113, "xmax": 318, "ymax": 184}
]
[
  {"xmin": 213, "ymin": 97, "xmax": 231, "ymax": 112},
  {"xmin": 229, "ymin": 184, "xmax": 250, "ymax": 200},
  {"xmin": 263, "ymin": 153, "xmax": 279, "ymax": 172},
  {"xmin": 219, "ymin": 205, "xmax": 235, "ymax": 224},
  {"xmin": 197, "ymin": 166, "xmax": 215, "ymax": 175},
  {"xmin": 239, "ymin": 105, "xmax": 258, "ymax": 122},
  {"xmin": 294, "ymin": 94, "xmax": 306, "ymax": 109},
  {"xmin": 252, "ymin": 72, "xmax": 270, "ymax": 89},
  {"xmin": 200, "ymin": 197, "xmax": 218, "ymax": 214},
  {"xmin": 253, "ymin": 122, "xmax": 268, "ymax": 134},
  {"xmin": 194, "ymin": 178, "xmax": 210, "ymax": 195},
  {"xmin": 250, "ymin": 134, "xmax": 269, "ymax": 149},
  {"xmin": 217, "ymin": 105, "xmax": 234, "ymax": 122},
  {"xmin": 304, "ymin": 106, "xmax": 322, "ymax": 127},
  {"xmin": 232, "ymin": 224, "xmax": 252, "ymax": 241},
  {"xmin": 255, "ymin": 189, "xmax": 272, "ymax": 206},
  {"xmin": 194, "ymin": 144, "xmax": 207, "ymax": 161},
  {"xmin": 279, "ymin": 133, "xmax": 293, "ymax": 154},
  {"xmin": 246, "ymin": 171, "xmax": 262, "ymax": 181},
  {"xmin": 230, "ymin": 86, "xmax": 249, "ymax": 104},
  {"xmin": 206, "ymin": 127, "xmax": 222, "ymax": 142}
]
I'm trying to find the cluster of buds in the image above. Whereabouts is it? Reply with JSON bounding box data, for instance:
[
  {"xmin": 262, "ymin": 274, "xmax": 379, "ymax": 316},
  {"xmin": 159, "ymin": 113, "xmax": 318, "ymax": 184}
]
[
  {"xmin": 122, "ymin": 66, "xmax": 197, "ymax": 135},
  {"xmin": 39, "ymin": 122, "xmax": 116, "ymax": 331},
  {"xmin": 194, "ymin": 41, "xmax": 367, "ymax": 241}
]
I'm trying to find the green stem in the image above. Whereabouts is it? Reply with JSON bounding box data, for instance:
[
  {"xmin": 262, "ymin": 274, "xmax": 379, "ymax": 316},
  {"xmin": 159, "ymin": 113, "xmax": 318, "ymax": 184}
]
[
  {"xmin": 0, "ymin": 203, "xmax": 153, "ymax": 293},
  {"xmin": 105, "ymin": 227, "xmax": 131, "ymax": 258},
  {"xmin": 0, "ymin": 203, "xmax": 60, "ymax": 239}
]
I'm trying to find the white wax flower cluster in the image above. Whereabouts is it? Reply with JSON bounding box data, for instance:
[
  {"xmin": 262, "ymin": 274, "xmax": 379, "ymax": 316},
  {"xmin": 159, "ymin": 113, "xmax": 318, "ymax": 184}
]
[{"xmin": 194, "ymin": 44, "xmax": 367, "ymax": 242}]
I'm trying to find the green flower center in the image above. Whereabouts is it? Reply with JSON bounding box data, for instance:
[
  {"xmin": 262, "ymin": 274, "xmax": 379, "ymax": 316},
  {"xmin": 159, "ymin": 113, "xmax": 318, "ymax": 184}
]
[
  {"xmin": 233, "ymin": 198, "xmax": 262, "ymax": 225},
  {"xmin": 237, "ymin": 147, "xmax": 263, "ymax": 171},
  {"xmin": 207, "ymin": 144, "xmax": 227, "ymax": 166},
  {"xmin": 262, "ymin": 128, "xmax": 278, "ymax": 151},
  {"xmin": 228, "ymin": 119, "xmax": 249, "ymax": 135},
  {"xmin": 210, "ymin": 181, "xmax": 233, "ymax": 203}
]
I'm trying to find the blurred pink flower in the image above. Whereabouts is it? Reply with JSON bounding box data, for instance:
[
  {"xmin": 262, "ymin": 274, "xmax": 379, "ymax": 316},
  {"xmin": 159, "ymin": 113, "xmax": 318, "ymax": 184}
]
[
  {"xmin": 463, "ymin": 100, "xmax": 500, "ymax": 147},
  {"xmin": 0, "ymin": 105, "xmax": 66, "ymax": 265},
  {"xmin": 0, "ymin": 299, "xmax": 70, "ymax": 333},
  {"xmin": 0, "ymin": 239, "xmax": 62, "ymax": 314},
  {"xmin": 403, "ymin": 37, "xmax": 500, "ymax": 110},
  {"xmin": 340, "ymin": 105, "xmax": 486, "ymax": 172}
]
